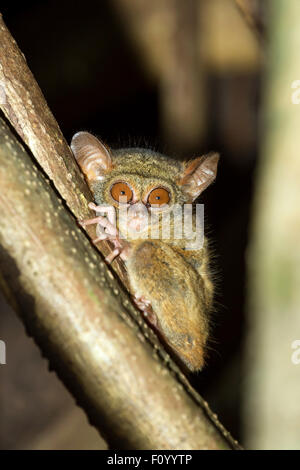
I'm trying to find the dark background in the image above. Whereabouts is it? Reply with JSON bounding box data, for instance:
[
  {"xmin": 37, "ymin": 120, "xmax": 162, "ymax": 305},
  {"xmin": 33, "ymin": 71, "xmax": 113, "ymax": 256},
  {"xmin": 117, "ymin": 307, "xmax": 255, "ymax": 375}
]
[{"xmin": 0, "ymin": 0, "xmax": 262, "ymax": 449}]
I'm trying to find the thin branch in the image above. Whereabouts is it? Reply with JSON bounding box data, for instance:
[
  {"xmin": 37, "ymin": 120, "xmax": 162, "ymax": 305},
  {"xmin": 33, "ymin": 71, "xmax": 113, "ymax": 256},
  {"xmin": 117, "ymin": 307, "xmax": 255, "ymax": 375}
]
[
  {"xmin": 234, "ymin": 0, "xmax": 265, "ymax": 43},
  {"xmin": 0, "ymin": 13, "xmax": 128, "ymax": 288}
]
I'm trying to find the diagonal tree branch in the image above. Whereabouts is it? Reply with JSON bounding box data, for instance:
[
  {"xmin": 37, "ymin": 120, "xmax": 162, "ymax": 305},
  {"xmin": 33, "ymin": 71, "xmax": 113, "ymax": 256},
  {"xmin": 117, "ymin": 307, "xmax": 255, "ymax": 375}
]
[
  {"xmin": 234, "ymin": 0, "xmax": 265, "ymax": 43},
  {"xmin": 0, "ymin": 13, "xmax": 128, "ymax": 288},
  {"xmin": 0, "ymin": 15, "xmax": 241, "ymax": 449}
]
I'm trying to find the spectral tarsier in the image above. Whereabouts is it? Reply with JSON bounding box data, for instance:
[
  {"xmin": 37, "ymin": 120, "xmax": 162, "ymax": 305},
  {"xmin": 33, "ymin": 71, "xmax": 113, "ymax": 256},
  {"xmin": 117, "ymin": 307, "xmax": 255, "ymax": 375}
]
[{"xmin": 71, "ymin": 132, "xmax": 219, "ymax": 372}]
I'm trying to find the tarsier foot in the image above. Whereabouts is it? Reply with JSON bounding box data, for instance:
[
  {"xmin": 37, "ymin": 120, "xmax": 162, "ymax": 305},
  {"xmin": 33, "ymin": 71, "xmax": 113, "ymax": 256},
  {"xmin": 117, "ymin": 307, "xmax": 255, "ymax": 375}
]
[{"xmin": 133, "ymin": 296, "xmax": 158, "ymax": 327}]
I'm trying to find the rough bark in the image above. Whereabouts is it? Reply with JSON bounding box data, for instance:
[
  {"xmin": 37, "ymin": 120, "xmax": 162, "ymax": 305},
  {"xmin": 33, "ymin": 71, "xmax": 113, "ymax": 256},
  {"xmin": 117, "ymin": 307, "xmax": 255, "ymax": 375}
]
[{"xmin": 0, "ymin": 13, "xmax": 128, "ymax": 288}]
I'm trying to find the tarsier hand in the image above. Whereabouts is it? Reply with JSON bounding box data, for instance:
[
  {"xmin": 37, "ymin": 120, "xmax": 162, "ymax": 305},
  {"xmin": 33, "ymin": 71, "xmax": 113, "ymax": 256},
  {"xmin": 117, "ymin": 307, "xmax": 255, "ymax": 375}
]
[
  {"xmin": 79, "ymin": 202, "xmax": 130, "ymax": 263},
  {"xmin": 71, "ymin": 131, "xmax": 219, "ymax": 372}
]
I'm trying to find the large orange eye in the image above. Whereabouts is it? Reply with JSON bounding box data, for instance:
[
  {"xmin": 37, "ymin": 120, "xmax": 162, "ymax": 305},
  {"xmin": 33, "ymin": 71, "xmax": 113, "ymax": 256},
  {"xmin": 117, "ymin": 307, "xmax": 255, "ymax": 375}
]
[
  {"xmin": 148, "ymin": 187, "xmax": 170, "ymax": 207},
  {"xmin": 111, "ymin": 182, "xmax": 133, "ymax": 203}
]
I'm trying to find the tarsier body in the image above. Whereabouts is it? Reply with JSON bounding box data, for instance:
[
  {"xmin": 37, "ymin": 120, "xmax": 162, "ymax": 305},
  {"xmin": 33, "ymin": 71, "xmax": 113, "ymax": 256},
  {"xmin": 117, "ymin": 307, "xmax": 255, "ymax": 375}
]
[{"xmin": 71, "ymin": 132, "xmax": 219, "ymax": 372}]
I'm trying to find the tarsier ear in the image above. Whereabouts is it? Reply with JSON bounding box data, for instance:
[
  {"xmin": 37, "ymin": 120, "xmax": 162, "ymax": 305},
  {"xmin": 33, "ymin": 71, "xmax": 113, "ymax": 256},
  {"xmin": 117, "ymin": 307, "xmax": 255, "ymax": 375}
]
[
  {"xmin": 71, "ymin": 132, "xmax": 112, "ymax": 182},
  {"xmin": 180, "ymin": 152, "xmax": 220, "ymax": 201}
]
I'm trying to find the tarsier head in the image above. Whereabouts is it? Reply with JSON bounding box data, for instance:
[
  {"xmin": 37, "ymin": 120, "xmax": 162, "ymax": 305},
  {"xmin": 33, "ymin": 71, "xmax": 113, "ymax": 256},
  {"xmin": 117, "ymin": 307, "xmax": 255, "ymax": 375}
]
[{"xmin": 71, "ymin": 132, "xmax": 219, "ymax": 239}]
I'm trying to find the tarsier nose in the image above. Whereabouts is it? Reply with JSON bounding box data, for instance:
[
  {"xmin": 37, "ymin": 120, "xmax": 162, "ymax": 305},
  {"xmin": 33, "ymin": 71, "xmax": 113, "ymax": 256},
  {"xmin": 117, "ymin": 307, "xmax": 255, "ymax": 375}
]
[
  {"xmin": 131, "ymin": 202, "xmax": 147, "ymax": 218},
  {"xmin": 127, "ymin": 202, "xmax": 148, "ymax": 233}
]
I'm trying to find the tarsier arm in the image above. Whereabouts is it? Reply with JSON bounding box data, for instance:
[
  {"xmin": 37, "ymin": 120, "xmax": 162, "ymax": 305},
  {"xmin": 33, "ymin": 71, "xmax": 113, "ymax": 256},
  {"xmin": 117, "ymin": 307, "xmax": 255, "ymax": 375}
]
[{"xmin": 71, "ymin": 131, "xmax": 219, "ymax": 372}]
